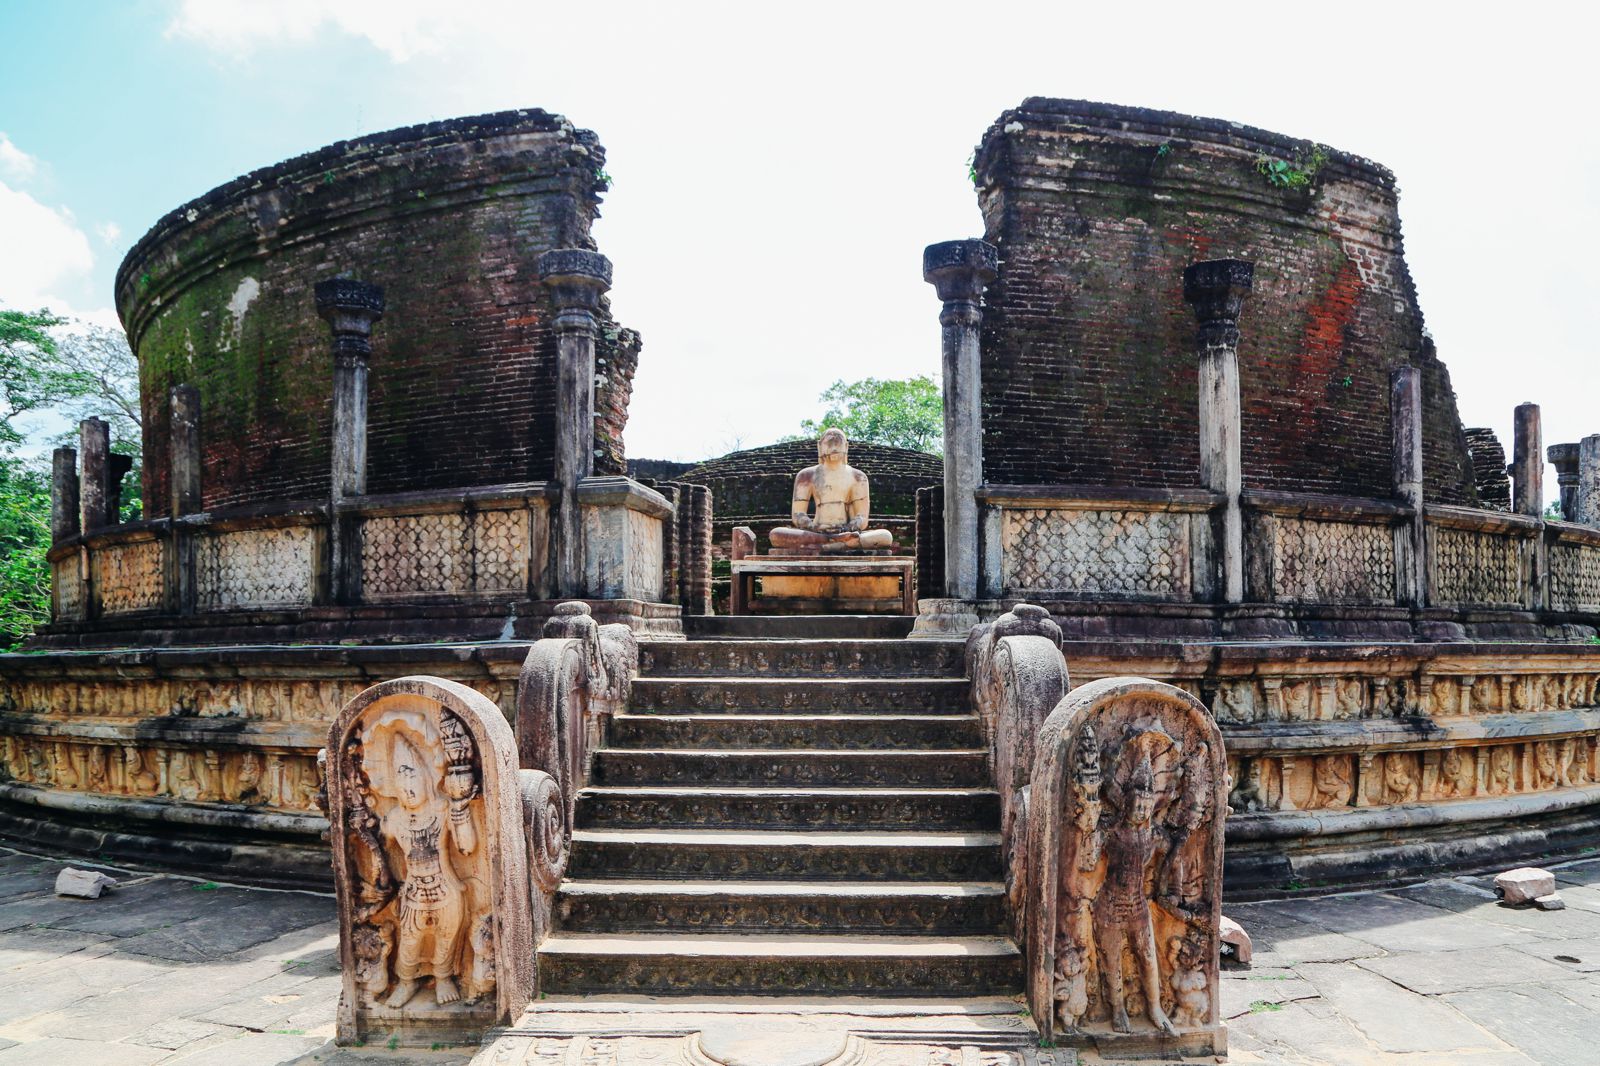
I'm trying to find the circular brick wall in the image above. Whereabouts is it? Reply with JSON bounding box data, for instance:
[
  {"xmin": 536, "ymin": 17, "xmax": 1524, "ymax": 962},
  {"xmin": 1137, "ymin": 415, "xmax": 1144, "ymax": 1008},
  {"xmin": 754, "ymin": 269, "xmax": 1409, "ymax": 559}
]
[
  {"xmin": 117, "ymin": 109, "xmax": 635, "ymax": 518},
  {"xmin": 975, "ymin": 98, "xmax": 1478, "ymax": 505}
]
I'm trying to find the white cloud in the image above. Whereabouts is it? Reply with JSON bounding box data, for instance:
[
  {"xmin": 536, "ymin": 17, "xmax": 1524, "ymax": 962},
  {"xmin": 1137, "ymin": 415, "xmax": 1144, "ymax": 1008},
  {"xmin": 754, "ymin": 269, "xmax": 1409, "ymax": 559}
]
[
  {"xmin": 0, "ymin": 178, "xmax": 96, "ymax": 314},
  {"xmin": 95, "ymin": 221, "xmax": 121, "ymax": 245},
  {"xmin": 164, "ymin": 0, "xmax": 456, "ymax": 61},
  {"xmin": 0, "ymin": 134, "xmax": 38, "ymax": 182}
]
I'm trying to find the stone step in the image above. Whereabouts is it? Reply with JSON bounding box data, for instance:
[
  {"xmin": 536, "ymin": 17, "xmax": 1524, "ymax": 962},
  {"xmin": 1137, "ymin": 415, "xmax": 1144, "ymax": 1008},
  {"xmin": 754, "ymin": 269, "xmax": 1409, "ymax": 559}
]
[
  {"xmin": 575, "ymin": 786, "xmax": 1001, "ymax": 831},
  {"xmin": 630, "ymin": 678, "xmax": 969, "ymax": 715},
  {"xmin": 607, "ymin": 713, "xmax": 984, "ymax": 751},
  {"xmin": 640, "ymin": 639, "xmax": 964, "ymax": 679},
  {"xmin": 566, "ymin": 828, "xmax": 1004, "ymax": 882},
  {"xmin": 554, "ymin": 880, "xmax": 1008, "ymax": 936},
  {"xmin": 592, "ymin": 749, "xmax": 989, "ymax": 788},
  {"xmin": 537, "ymin": 932, "xmax": 1022, "ymax": 997},
  {"xmin": 683, "ymin": 615, "xmax": 917, "ymax": 641}
]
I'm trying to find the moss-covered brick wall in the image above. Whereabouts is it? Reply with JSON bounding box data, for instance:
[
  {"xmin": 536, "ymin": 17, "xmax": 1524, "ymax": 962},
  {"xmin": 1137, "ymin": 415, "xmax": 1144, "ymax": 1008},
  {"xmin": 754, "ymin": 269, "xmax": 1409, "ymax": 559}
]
[
  {"xmin": 116, "ymin": 110, "xmax": 636, "ymax": 517},
  {"xmin": 973, "ymin": 99, "xmax": 1477, "ymax": 505}
]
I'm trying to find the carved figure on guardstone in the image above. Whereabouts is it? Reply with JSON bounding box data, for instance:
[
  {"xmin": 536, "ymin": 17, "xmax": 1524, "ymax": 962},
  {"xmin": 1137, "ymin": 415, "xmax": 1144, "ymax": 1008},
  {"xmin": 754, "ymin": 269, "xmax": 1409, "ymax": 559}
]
[
  {"xmin": 352, "ymin": 923, "xmax": 394, "ymax": 1000},
  {"xmin": 1167, "ymin": 924, "xmax": 1211, "ymax": 1028}
]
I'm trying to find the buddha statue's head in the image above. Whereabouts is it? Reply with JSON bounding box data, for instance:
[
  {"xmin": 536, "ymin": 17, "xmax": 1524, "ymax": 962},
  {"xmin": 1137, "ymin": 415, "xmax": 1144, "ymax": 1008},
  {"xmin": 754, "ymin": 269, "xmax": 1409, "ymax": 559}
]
[{"xmin": 818, "ymin": 428, "xmax": 848, "ymax": 466}]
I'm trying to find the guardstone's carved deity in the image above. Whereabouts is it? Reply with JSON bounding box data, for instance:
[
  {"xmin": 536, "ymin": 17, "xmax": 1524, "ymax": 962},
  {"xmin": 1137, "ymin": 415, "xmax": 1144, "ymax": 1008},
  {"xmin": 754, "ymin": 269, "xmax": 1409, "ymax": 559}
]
[{"xmin": 1026, "ymin": 677, "xmax": 1227, "ymax": 1056}]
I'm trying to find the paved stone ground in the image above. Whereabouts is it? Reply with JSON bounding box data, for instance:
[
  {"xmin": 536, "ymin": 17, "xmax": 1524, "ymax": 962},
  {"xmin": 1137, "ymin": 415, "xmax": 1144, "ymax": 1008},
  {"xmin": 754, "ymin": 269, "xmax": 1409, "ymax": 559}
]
[{"xmin": 1, "ymin": 843, "xmax": 1598, "ymax": 1065}]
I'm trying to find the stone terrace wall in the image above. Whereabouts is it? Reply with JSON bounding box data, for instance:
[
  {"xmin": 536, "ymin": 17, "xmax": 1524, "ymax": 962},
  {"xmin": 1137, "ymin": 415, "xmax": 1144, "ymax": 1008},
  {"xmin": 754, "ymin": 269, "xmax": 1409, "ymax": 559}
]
[
  {"xmin": 973, "ymin": 98, "xmax": 1478, "ymax": 506},
  {"xmin": 118, "ymin": 109, "xmax": 634, "ymax": 518}
]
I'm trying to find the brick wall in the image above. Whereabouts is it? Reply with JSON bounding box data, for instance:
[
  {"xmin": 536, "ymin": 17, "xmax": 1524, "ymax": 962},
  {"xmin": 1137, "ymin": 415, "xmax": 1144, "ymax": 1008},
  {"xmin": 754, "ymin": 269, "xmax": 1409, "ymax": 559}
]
[
  {"xmin": 684, "ymin": 441, "xmax": 943, "ymax": 522},
  {"xmin": 118, "ymin": 110, "xmax": 635, "ymax": 518},
  {"xmin": 974, "ymin": 99, "xmax": 1478, "ymax": 506}
]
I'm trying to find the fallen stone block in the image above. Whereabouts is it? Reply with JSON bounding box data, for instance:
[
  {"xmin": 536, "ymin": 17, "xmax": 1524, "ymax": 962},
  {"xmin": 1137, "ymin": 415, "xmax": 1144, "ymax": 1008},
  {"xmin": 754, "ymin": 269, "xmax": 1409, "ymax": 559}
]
[
  {"xmin": 1221, "ymin": 914, "xmax": 1252, "ymax": 964},
  {"xmin": 1494, "ymin": 867, "xmax": 1556, "ymax": 905},
  {"xmin": 1534, "ymin": 893, "xmax": 1566, "ymax": 911},
  {"xmin": 55, "ymin": 867, "xmax": 117, "ymax": 899}
]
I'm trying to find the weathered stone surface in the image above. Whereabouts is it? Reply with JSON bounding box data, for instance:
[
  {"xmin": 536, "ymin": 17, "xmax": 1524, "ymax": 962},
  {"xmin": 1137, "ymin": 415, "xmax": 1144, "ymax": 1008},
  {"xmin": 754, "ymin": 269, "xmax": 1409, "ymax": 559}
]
[
  {"xmin": 1220, "ymin": 913, "xmax": 1253, "ymax": 964},
  {"xmin": 1534, "ymin": 892, "xmax": 1566, "ymax": 910},
  {"xmin": 53, "ymin": 866, "xmax": 116, "ymax": 898},
  {"xmin": 1496, "ymin": 867, "xmax": 1557, "ymax": 905}
]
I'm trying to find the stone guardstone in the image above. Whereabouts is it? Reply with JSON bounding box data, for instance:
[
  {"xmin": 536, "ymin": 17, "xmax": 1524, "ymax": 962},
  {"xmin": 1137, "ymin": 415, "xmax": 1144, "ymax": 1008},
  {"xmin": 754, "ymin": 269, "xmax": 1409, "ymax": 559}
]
[
  {"xmin": 324, "ymin": 676, "xmax": 536, "ymax": 1047},
  {"xmin": 54, "ymin": 867, "xmax": 117, "ymax": 899},
  {"xmin": 1495, "ymin": 868, "xmax": 1557, "ymax": 905},
  {"xmin": 1024, "ymin": 676, "xmax": 1228, "ymax": 1058}
]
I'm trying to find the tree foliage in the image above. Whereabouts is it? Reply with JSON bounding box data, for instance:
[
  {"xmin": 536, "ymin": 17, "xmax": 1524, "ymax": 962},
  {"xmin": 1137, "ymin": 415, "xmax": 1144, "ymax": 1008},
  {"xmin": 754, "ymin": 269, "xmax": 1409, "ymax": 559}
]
[
  {"xmin": 0, "ymin": 459, "xmax": 51, "ymax": 649},
  {"xmin": 794, "ymin": 375, "xmax": 943, "ymax": 455}
]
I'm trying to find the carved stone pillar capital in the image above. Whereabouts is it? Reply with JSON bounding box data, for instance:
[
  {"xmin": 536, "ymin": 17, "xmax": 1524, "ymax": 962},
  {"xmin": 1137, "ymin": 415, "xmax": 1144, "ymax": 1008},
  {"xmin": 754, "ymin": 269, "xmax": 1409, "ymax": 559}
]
[
  {"xmin": 1182, "ymin": 258, "xmax": 1254, "ymax": 348},
  {"xmin": 537, "ymin": 249, "xmax": 612, "ymax": 332},
  {"xmin": 923, "ymin": 239, "xmax": 998, "ymax": 322},
  {"xmin": 314, "ymin": 278, "xmax": 386, "ymax": 363},
  {"xmin": 1549, "ymin": 442, "xmax": 1580, "ymax": 521}
]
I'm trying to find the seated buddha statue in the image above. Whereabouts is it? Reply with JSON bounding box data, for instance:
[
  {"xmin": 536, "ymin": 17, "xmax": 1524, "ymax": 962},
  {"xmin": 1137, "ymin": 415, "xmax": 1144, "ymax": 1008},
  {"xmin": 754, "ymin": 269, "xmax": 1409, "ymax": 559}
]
[{"xmin": 768, "ymin": 428, "xmax": 896, "ymax": 552}]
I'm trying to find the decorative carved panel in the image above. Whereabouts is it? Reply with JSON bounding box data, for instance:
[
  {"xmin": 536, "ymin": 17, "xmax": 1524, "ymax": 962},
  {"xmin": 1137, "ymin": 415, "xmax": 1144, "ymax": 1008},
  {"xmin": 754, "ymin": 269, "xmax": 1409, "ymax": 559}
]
[
  {"xmin": 472, "ymin": 508, "xmax": 529, "ymax": 593},
  {"xmin": 1001, "ymin": 509, "xmax": 1190, "ymax": 598},
  {"xmin": 1550, "ymin": 542, "xmax": 1600, "ymax": 612},
  {"xmin": 362, "ymin": 508, "xmax": 530, "ymax": 600},
  {"xmin": 1429, "ymin": 526, "xmax": 1524, "ymax": 607},
  {"xmin": 1267, "ymin": 516, "xmax": 1394, "ymax": 604},
  {"xmin": 93, "ymin": 539, "xmax": 164, "ymax": 615},
  {"xmin": 52, "ymin": 557, "xmax": 84, "ymax": 621},
  {"xmin": 196, "ymin": 526, "xmax": 318, "ymax": 610},
  {"xmin": 626, "ymin": 509, "xmax": 663, "ymax": 602}
]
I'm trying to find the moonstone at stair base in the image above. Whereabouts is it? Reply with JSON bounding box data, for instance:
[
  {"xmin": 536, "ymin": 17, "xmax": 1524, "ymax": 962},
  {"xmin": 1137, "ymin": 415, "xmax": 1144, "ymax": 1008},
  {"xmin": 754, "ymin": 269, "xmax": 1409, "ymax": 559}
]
[{"xmin": 55, "ymin": 867, "xmax": 117, "ymax": 899}]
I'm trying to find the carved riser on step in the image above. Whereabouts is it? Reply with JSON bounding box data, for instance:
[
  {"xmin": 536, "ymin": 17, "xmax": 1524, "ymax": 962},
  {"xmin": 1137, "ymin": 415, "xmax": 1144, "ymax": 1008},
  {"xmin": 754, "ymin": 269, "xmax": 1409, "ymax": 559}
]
[
  {"xmin": 639, "ymin": 639, "xmax": 965, "ymax": 679},
  {"xmin": 630, "ymin": 678, "xmax": 969, "ymax": 714},
  {"xmin": 554, "ymin": 887, "xmax": 1007, "ymax": 935},
  {"xmin": 607, "ymin": 714, "xmax": 984, "ymax": 751},
  {"xmin": 567, "ymin": 833, "xmax": 1003, "ymax": 882},
  {"xmin": 576, "ymin": 788, "xmax": 1001, "ymax": 830},
  {"xmin": 592, "ymin": 749, "xmax": 989, "ymax": 788}
]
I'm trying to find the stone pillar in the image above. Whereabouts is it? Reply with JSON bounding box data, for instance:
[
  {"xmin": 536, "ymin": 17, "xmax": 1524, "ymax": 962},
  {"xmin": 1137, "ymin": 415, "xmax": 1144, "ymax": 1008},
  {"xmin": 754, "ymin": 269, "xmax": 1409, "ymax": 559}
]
[
  {"xmin": 1511, "ymin": 403, "xmax": 1543, "ymax": 517},
  {"xmin": 78, "ymin": 418, "xmax": 111, "ymax": 532},
  {"xmin": 169, "ymin": 384, "xmax": 202, "ymax": 516},
  {"xmin": 1578, "ymin": 434, "xmax": 1600, "ymax": 527},
  {"xmin": 1183, "ymin": 259, "xmax": 1253, "ymax": 603},
  {"xmin": 314, "ymin": 279, "xmax": 385, "ymax": 501},
  {"xmin": 1549, "ymin": 443, "xmax": 1580, "ymax": 521},
  {"xmin": 1391, "ymin": 366, "xmax": 1426, "ymax": 607},
  {"xmin": 50, "ymin": 447, "xmax": 79, "ymax": 542},
  {"xmin": 315, "ymin": 279, "xmax": 384, "ymax": 606},
  {"xmin": 537, "ymin": 249, "xmax": 613, "ymax": 599},
  {"xmin": 922, "ymin": 239, "xmax": 997, "ymax": 601}
]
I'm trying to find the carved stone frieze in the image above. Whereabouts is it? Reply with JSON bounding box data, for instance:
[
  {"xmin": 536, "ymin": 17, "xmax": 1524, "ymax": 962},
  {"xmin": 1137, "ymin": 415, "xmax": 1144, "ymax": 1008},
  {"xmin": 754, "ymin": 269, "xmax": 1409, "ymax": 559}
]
[
  {"xmin": 1025, "ymin": 677, "xmax": 1226, "ymax": 1056},
  {"xmin": 1000, "ymin": 508, "xmax": 1190, "ymax": 598},
  {"xmin": 326, "ymin": 676, "xmax": 538, "ymax": 1045},
  {"xmin": 1267, "ymin": 515, "xmax": 1395, "ymax": 605}
]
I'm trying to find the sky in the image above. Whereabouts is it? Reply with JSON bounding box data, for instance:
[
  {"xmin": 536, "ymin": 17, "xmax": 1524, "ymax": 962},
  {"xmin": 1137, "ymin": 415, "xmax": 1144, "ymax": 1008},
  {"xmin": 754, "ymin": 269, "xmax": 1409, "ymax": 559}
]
[{"xmin": 1, "ymin": 0, "xmax": 1596, "ymax": 481}]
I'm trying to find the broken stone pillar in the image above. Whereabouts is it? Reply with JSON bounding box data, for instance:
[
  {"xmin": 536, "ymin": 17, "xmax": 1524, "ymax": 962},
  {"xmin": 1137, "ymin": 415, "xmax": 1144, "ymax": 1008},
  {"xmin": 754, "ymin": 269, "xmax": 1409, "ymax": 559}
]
[
  {"xmin": 50, "ymin": 447, "xmax": 79, "ymax": 542},
  {"xmin": 315, "ymin": 279, "xmax": 385, "ymax": 501},
  {"xmin": 538, "ymin": 249, "xmax": 613, "ymax": 599},
  {"xmin": 169, "ymin": 384, "xmax": 202, "ymax": 516},
  {"xmin": 1392, "ymin": 367, "xmax": 1426, "ymax": 607},
  {"xmin": 922, "ymin": 239, "xmax": 997, "ymax": 601},
  {"xmin": 78, "ymin": 418, "xmax": 111, "ymax": 533},
  {"xmin": 1183, "ymin": 260, "xmax": 1253, "ymax": 603},
  {"xmin": 1579, "ymin": 435, "xmax": 1600, "ymax": 528},
  {"xmin": 1548, "ymin": 443, "xmax": 1580, "ymax": 521},
  {"xmin": 1511, "ymin": 403, "xmax": 1543, "ymax": 517},
  {"xmin": 315, "ymin": 279, "xmax": 384, "ymax": 606}
]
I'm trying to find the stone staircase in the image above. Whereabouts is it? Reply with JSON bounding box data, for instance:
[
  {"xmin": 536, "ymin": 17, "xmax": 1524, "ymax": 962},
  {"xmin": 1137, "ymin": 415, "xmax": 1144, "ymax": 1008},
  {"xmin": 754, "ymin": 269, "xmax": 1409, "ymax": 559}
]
[{"xmin": 536, "ymin": 626, "xmax": 1023, "ymax": 998}]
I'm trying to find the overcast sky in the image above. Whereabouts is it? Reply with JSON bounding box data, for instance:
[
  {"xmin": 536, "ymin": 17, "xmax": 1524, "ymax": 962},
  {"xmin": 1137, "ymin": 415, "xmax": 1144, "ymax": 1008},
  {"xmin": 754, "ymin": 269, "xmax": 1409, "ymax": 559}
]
[{"xmin": 2, "ymin": 1, "xmax": 1595, "ymax": 485}]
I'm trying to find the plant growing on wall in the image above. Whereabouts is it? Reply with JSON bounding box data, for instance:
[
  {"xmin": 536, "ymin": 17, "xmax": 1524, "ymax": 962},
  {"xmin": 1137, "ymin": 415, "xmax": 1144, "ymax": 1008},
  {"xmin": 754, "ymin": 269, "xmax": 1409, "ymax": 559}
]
[{"xmin": 1255, "ymin": 145, "xmax": 1329, "ymax": 189}]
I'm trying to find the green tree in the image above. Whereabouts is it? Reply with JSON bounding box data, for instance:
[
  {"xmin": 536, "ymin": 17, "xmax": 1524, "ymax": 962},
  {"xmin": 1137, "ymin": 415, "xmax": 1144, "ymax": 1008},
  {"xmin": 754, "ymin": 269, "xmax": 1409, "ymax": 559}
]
[
  {"xmin": 795, "ymin": 375, "xmax": 943, "ymax": 455},
  {"xmin": 0, "ymin": 458, "xmax": 51, "ymax": 649}
]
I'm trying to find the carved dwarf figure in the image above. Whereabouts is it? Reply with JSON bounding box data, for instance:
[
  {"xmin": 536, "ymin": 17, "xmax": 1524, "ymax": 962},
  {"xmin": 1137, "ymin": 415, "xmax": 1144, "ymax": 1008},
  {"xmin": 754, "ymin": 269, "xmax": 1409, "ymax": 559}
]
[
  {"xmin": 1381, "ymin": 754, "xmax": 1417, "ymax": 805},
  {"xmin": 381, "ymin": 730, "xmax": 477, "ymax": 1009},
  {"xmin": 1557, "ymin": 738, "xmax": 1580, "ymax": 787},
  {"xmin": 85, "ymin": 745, "xmax": 109, "ymax": 793},
  {"xmin": 1489, "ymin": 746, "xmax": 1516, "ymax": 794},
  {"xmin": 1534, "ymin": 742, "xmax": 1559, "ymax": 790},
  {"xmin": 1309, "ymin": 754, "xmax": 1353, "ymax": 809},
  {"xmin": 768, "ymin": 429, "xmax": 895, "ymax": 551},
  {"xmin": 353, "ymin": 923, "xmax": 394, "ymax": 999},
  {"xmin": 237, "ymin": 752, "xmax": 264, "ymax": 803},
  {"xmin": 1167, "ymin": 925, "xmax": 1211, "ymax": 1029},
  {"xmin": 1440, "ymin": 747, "xmax": 1474, "ymax": 798},
  {"xmin": 1228, "ymin": 758, "xmax": 1266, "ymax": 812},
  {"xmin": 1092, "ymin": 753, "xmax": 1179, "ymax": 1037}
]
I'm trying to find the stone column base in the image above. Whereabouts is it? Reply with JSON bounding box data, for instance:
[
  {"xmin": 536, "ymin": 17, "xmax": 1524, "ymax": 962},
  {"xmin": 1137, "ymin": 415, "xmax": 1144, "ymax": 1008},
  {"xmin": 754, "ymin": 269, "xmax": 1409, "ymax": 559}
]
[{"xmin": 908, "ymin": 597, "xmax": 981, "ymax": 639}]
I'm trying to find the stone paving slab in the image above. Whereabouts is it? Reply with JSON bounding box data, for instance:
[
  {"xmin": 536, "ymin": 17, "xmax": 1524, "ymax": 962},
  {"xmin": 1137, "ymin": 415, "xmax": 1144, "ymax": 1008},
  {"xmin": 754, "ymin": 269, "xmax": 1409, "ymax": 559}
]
[{"xmin": 4, "ymin": 843, "xmax": 1600, "ymax": 1065}]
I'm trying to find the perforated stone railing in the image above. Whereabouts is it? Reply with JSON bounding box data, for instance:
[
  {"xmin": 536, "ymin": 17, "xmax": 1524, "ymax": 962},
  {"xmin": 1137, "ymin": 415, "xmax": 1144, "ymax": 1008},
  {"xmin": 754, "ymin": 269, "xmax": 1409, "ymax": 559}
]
[{"xmin": 1243, "ymin": 491, "xmax": 1406, "ymax": 606}]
